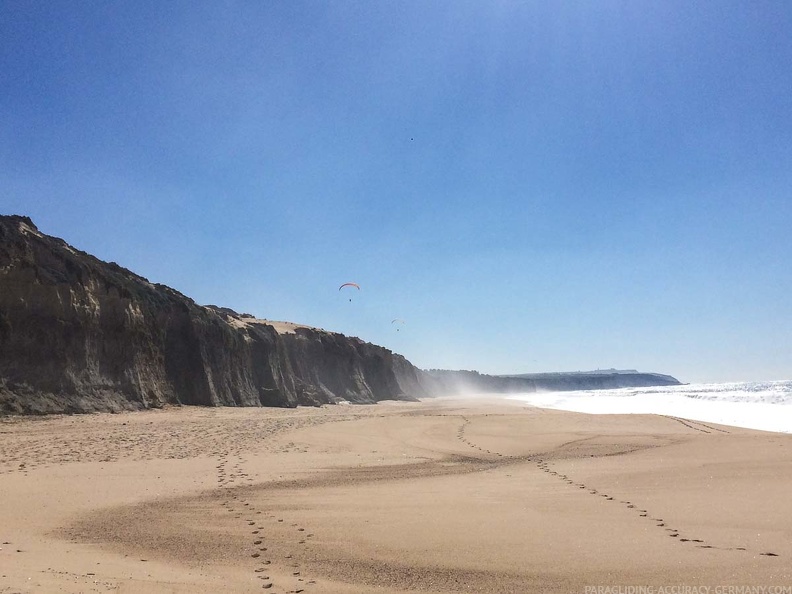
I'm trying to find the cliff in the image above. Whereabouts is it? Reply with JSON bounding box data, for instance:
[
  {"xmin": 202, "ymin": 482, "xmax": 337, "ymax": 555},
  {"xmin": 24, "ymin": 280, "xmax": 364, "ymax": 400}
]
[
  {"xmin": 0, "ymin": 215, "xmax": 682, "ymax": 416},
  {"xmin": 424, "ymin": 369, "xmax": 681, "ymax": 394},
  {"xmin": 0, "ymin": 215, "xmax": 428, "ymax": 414},
  {"xmin": 501, "ymin": 371, "xmax": 681, "ymax": 391}
]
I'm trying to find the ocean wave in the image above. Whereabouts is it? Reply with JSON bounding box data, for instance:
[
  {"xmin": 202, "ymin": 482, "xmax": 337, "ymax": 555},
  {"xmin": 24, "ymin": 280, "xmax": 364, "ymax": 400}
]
[
  {"xmin": 509, "ymin": 379, "xmax": 792, "ymax": 433},
  {"xmin": 672, "ymin": 380, "xmax": 792, "ymax": 405}
]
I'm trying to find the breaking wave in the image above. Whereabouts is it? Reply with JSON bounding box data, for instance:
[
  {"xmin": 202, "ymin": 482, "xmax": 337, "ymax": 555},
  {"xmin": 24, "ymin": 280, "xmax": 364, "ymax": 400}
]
[{"xmin": 509, "ymin": 379, "xmax": 792, "ymax": 433}]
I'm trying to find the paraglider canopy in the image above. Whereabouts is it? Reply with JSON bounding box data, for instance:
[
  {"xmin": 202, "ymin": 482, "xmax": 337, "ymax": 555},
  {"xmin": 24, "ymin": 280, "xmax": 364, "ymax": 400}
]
[{"xmin": 339, "ymin": 282, "xmax": 360, "ymax": 301}]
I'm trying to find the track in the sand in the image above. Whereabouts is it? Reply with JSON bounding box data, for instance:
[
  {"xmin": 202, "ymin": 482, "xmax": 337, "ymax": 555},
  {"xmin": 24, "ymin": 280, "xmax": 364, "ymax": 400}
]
[{"xmin": 454, "ymin": 413, "xmax": 780, "ymax": 559}]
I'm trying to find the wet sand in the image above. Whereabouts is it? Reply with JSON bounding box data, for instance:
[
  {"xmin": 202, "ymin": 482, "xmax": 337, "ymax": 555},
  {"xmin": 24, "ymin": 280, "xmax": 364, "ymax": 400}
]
[{"xmin": 1, "ymin": 397, "xmax": 790, "ymax": 593}]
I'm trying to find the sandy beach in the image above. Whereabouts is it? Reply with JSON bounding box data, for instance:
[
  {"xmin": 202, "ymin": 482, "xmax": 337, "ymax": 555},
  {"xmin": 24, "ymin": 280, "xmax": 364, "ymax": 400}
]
[{"xmin": 1, "ymin": 397, "xmax": 790, "ymax": 593}]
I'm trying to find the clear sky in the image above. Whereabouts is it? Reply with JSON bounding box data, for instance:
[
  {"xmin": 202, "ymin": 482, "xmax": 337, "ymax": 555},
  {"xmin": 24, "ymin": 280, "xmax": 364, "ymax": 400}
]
[{"xmin": 2, "ymin": 1, "xmax": 791, "ymax": 383}]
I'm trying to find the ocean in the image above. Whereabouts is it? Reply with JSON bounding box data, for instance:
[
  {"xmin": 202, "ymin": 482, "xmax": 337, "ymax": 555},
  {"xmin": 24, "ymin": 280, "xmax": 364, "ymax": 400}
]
[{"xmin": 509, "ymin": 380, "xmax": 792, "ymax": 434}]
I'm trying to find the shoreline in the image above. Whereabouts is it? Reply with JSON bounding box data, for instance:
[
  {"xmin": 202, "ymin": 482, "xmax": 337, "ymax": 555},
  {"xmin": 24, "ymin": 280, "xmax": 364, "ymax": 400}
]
[
  {"xmin": 505, "ymin": 383, "xmax": 792, "ymax": 434},
  {"xmin": 1, "ymin": 398, "xmax": 790, "ymax": 592}
]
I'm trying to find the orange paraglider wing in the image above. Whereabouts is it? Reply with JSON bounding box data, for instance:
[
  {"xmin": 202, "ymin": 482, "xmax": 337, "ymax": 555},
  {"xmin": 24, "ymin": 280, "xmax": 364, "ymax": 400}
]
[{"xmin": 338, "ymin": 282, "xmax": 360, "ymax": 291}]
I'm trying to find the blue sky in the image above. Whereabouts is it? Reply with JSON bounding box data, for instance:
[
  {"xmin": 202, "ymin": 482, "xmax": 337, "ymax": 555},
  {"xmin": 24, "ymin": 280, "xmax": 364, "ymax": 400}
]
[{"xmin": 2, "ymin": 1, "xmax": 791, "ymax": 383}]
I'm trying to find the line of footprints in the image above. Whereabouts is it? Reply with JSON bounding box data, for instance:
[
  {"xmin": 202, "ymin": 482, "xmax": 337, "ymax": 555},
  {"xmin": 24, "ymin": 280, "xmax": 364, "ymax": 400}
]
[
  {"xmin": 455, "ymin": 416, "xmax": 779, "ymax": 559},
  {"xmin": 456, "ymin": 415, "xmax": 502, "ymax": 458},
  {"xmin": 216, "ymin": 452, "xmax": 316, "ymax": 592}
]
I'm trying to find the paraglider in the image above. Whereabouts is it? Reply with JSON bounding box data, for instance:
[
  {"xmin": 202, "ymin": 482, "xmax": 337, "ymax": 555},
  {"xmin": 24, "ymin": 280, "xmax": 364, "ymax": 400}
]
[
  {"xmin": 391, "ymin": 318, "xmax": 405, "ymax": 331},
  {"xmin": 339, "ymin": 282, "xmax": 360, "ymax": 301}
]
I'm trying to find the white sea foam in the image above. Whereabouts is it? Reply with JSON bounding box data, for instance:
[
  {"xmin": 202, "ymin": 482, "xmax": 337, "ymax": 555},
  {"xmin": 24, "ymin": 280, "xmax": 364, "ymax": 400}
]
[{"xmin": 508, "ymin": 380, "xmax": 792, "ymax": 434}]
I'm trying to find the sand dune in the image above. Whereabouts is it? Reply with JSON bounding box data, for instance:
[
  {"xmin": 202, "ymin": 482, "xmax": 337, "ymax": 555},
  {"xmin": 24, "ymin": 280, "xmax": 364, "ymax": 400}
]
[{"xmin": 1, "ymin": 398, "xmax": 790, "ymax": 593}]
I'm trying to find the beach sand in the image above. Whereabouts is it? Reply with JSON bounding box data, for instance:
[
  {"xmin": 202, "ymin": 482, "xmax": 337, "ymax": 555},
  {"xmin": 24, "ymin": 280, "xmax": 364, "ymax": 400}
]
[{"xmin": 1, "ymin": 397, "xmax": 790, "ymax": 593}]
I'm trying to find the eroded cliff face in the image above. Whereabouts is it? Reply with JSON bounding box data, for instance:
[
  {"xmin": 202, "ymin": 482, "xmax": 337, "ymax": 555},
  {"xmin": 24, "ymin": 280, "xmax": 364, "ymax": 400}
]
[{"xmin": 0, "ymin": 216, "xmax": 427, "ymax": 414}]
